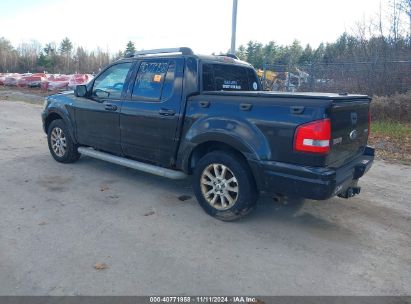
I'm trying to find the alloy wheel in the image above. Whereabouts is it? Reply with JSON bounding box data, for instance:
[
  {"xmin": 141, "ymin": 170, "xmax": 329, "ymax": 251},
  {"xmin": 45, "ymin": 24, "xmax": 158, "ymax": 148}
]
[
  {"xmin": 50, "ymin": 127, "xmax": 67, "ymax": 157},
  {"xmin": 200, "ymin": 163, "xmax": 239, "ymax": 210}
]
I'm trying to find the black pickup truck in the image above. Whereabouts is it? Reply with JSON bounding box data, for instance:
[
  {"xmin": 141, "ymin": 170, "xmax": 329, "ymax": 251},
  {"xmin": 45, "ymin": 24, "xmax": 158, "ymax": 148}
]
[{"xmin": 42, "ymin": 47, "xmax": 374, "ymax": 221}]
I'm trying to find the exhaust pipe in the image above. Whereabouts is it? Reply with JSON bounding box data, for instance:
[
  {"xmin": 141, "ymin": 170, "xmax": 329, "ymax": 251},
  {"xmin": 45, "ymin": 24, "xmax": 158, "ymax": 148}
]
[
  {"xmin": 338, "ymin": 186, "xmax": 361, "ymax": 199},
  {"xmin": 77, "ymin": 147, "xmax": 187, "ymax": 180}
]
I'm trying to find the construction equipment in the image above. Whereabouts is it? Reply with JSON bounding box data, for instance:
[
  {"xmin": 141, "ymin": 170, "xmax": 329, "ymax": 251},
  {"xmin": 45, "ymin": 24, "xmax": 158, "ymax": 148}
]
[{"xmin": 257, "ymin": 68, "xmax": 309, "ymax": 92}]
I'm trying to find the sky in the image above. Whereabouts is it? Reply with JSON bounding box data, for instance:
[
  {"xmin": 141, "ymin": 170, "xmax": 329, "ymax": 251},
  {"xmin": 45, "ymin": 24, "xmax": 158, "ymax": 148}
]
[{"xmin": 0, "ymin": 0, "xmax": 391, "ymax": 54}]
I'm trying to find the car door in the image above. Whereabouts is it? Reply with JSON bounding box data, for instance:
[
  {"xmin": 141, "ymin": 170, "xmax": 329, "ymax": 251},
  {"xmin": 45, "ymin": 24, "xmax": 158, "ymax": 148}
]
[
  {"xmin": 75, "ymin": 62, "xmax": 133, "ymax": 154},
  {"xmin": 120, "ymin": 58, "xmax": 184, "ymax": 166}
]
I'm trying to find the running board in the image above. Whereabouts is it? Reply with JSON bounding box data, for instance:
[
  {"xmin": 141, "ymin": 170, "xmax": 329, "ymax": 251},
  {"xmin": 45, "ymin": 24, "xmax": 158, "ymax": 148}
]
[{"xmin": 77, "ymin": 147, "xmax": 187, "ymax": 180}]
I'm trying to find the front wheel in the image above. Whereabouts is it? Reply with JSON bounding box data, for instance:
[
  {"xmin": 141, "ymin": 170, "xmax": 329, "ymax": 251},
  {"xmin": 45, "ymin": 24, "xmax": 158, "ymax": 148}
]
[
  {"xmin": 193, "ymin": 151, "xmax": 258, "ymax": 221},
  {"xmin": 47, "ymin": 119, "xmax": 80, "ymax": 163}
]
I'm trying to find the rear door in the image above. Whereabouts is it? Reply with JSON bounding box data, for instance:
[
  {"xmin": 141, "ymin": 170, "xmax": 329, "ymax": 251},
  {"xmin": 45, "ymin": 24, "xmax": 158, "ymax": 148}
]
[
  {"xmin": 328, "ymin": 98, "xmax": 370, "ymax": 167},
  {"xmin": 120, "ymin": 58, "xmax": 184, "ymax": 166},
  {"xmin": 75, "ymin": 62, "xmax": 133, "ymax": 154}
]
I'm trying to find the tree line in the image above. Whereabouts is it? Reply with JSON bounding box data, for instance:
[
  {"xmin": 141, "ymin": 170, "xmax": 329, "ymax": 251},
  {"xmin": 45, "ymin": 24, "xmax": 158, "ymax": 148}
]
[
  {"xmin": 0, "ymin": 37, "xmax": 116, "ymax": 75},
  {"xmin": 0, "ymin": 0, "xmax": 409, "ymax": 95},
  {"xmin": 234, "ymin": 0, "xmax": 410, "ymax": 95},
  {"xmin": 235, "ymin": 33, "xmax": 410, "ymax": 95},
  {"xmin": 2, "ymin": 31, "xmax": 408, "ymax": 75},
  {"xmin": 236, "ymin": 34, "xmax": 410, "ymax": 69},
  {"xmin": 236, "ymin": 0, "xmax": 410, "ymax": 68},
  {"xmin": 0, "ymin": 35, "xmax": 141, "ymax": 75}
]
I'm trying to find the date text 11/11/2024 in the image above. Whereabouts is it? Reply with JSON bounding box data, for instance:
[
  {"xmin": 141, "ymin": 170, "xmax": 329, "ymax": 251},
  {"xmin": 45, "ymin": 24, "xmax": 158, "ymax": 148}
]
[{"xmin": 149, "ymin": 296, "xmax": 260, "ymax": 303}]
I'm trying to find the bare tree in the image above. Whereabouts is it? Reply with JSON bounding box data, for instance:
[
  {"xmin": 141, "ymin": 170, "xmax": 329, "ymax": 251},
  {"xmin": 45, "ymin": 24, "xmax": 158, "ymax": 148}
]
[
  {"xmin": 17, "ymin": 40, "xmax": 42, "ymax": 72},
  {"xmin": 398, "ymin": 0, "xmax": 411, "ymax": 44},
  {"xmin": 0, "ymin": 37, "xmax": 17, "ymax": 72}
]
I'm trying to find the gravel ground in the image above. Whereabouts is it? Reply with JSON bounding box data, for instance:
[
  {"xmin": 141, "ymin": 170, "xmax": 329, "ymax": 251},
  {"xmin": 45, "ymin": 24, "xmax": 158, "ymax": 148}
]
[
  {"xmin": 0, "ymin": 86, "xmax": 48, "ymax": 104},
  {"xmin": 0, "ymin": 100, "xmax": 410, "ymax": 296}
]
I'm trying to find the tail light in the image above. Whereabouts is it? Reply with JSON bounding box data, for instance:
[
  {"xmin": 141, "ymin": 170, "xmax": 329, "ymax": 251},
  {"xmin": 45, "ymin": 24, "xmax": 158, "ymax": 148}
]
[{"xmin": 294, "ymin": 118, "xmax": 331, "ymax": 154}]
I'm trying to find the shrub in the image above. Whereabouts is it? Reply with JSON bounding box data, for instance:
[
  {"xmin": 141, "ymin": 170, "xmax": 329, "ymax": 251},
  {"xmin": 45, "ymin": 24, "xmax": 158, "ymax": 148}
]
[{"xmin": 371, "ymin": 91, "xmax": 411, "ymax": 123}]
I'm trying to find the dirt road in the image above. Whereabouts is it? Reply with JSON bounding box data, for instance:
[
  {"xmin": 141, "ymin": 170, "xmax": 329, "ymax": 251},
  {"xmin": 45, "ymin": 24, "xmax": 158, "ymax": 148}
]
[{"xmin": 0, "ymin": 100, "xmax": 410, "ymax": 295}]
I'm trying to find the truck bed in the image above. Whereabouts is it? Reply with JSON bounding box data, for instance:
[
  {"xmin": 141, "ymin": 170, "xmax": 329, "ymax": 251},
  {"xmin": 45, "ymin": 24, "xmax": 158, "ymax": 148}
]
[
  {"xmin": 202, "ymin": 90, "xmax": 370, "ymax": 101},
  {"xmin": 185, "ymin": 91, "xmax": 370, "ymax": 168}
]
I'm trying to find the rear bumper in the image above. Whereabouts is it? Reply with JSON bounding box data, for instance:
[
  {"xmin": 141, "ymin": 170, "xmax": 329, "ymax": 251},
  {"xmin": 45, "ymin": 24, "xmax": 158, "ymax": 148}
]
[{"xmin": 251, "ymin": 146, "xmax": 374, "ymax": 200}]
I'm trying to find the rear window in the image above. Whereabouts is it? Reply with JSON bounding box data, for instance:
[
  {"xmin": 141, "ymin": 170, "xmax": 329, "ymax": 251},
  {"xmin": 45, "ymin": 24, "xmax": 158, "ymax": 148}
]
[{"xmin": 202, "ymin": 63, "xmax": 260, "ymax": 91}]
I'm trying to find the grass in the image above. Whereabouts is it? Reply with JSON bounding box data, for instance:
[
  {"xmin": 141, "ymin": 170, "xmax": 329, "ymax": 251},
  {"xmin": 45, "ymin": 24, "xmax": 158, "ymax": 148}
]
[
  {"xmin": 371, "ymin": 121, "xmax": 411, "ymax": 138},
  {"xmin": 369, "ymin": 120, "xmax": 411, "ymax": 164},
  {"xmin": 369, "ymin": 92, "xmax": 411, "ymax": 163}
]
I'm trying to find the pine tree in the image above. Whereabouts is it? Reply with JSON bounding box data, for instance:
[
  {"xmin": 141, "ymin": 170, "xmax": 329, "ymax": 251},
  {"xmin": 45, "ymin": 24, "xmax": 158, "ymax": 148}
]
[
  {"xmin": 59, "ymin": 37, "xmax": 73, "ymax": 73},
  {"xmin": 125, "ymin": 41, "xmax": 136, "ymax": 55}
]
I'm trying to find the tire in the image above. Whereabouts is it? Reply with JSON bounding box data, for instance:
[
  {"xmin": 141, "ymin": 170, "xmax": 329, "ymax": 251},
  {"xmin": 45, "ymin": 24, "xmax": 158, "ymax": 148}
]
[
  {"xmin": 193, "ymin": 151, "xmax": 258, "ymax": 221},
  {"xmin": 47, "ymin": 119, "xmax": 80, "ymax": 163}
]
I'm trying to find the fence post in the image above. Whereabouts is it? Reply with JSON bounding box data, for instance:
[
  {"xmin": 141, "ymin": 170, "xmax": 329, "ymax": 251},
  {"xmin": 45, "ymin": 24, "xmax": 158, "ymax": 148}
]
[
  {"xmin": 309, "ymin": 62, "xmax": 316, "ymax": 91},
  {"xmin": 263, "ymin": 58, "xmax": 267, "ymax": 90}
]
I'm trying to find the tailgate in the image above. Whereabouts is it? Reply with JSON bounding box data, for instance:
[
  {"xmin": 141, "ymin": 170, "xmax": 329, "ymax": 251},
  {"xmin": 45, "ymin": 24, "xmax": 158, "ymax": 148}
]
[{"xmin": 328, "ymin": 99, "xmax": 370, "ymax": 167}]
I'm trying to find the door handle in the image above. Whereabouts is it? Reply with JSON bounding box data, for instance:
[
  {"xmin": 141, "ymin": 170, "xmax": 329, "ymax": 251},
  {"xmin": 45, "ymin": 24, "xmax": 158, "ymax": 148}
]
[
  {"xmin": 159, "ymin": 108, "xmax": 176, "ymax": 116},
  {"xmin": 199, "ymin": 101, "xmax": 210, "ymax": 108},
  {"xmin": 105, "ymin": 104, "xmax": 118, "ymax": 111},
  {"xmin": 240, "ymin": 103, "xmax": 252, "ymax": 111}
]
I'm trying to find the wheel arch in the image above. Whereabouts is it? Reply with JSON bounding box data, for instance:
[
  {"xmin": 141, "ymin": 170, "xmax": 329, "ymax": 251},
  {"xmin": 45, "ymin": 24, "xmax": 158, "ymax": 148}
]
[
  {"xmin": 181, "ymin": 139, "xmax": 262, "ymax": 191},
  {"xmin": 44, "ymin": 109, "xmax": 77, "ymax": 144}
]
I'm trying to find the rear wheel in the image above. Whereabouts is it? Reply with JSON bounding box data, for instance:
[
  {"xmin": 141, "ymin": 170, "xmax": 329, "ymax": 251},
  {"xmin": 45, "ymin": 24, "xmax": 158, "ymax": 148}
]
[
  {"xmin": 193, "ymin": 151, "xmax": 258, "ymax": 221},
  {"xmin": 47, "ymin": 119, "xmax": 80, "ymax": 163}
]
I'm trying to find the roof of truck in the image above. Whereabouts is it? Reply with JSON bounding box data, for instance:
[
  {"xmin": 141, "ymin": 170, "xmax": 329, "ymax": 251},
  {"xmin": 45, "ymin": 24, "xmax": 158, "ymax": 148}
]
[{"xmin": 119, "ymin": 47, "xmax": 253, "ymax": 67}]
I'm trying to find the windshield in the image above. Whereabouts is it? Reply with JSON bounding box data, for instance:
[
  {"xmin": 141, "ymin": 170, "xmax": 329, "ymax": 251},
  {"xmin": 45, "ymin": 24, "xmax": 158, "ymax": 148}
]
[{"xmin": 202, "ymin": 63, "xmax": 261, "ymax": 92}]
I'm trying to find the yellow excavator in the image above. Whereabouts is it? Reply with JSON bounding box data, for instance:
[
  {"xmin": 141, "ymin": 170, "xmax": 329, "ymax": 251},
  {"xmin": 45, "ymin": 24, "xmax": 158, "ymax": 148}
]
[
  {"xmin": 256, "ymin": 69, "xmax": 281, "ymax": 91},
  {"xmin": 257, "ymin": 69, "xmax": 309, "ymax": 92}
]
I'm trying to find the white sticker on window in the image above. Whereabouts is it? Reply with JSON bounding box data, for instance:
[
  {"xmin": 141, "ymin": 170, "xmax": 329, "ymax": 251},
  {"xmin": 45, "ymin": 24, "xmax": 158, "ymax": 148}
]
[
  {"xmin": 253, "ymin": 82, "xmax": 258, "ymax": 90},
  {"xmin": 223, "ymin": 80, "xmax": 241, "ymax": 90}
]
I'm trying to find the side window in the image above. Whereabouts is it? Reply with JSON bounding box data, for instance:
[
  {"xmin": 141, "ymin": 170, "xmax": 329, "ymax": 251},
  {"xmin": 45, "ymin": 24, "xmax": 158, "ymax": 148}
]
[
  {"xmin": 92, "ymin": 62, "xmax": 132, "ymax": 99},
  {"xmin": 132, "ymin": 61, "xmax": 169, "ymax": 101},
  {"xmin": 213, "ymin": 64, "xmax": 250, "ymax": 91},
  {"xmin": 202, "ymin": 64, "xmax": 215, "ymax": 91},
  {"xmin": 202, "ymin": 63, "xmax": 260, "ymax": 91}
]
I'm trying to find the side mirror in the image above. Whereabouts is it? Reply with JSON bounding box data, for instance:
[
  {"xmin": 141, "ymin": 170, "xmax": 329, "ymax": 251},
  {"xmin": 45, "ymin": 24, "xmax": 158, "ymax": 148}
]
[
  {"xmin": 95, "ymin": 89, "xmax": 110, "ymax": 99},
  {"xmin": 75, "ymin": 85, "xmax": 88, "ymax": 97}
]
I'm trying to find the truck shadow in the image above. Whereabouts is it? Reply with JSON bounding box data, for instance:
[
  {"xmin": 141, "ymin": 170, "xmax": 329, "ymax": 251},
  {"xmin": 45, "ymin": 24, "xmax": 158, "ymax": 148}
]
[
  {"xmin": 73, "ymin": 156, "xmax": 351, "ymax": 235},
  {"xmin": 247, "ymin": 195, "xmax": 356, "ymax": 239}
]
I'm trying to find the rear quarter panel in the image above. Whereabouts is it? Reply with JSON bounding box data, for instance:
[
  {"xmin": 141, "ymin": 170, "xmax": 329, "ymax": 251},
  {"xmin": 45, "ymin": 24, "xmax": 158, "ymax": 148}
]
[{"xmin": 179, "ymin": 94, "xmax": 331, "ymax": 169}]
